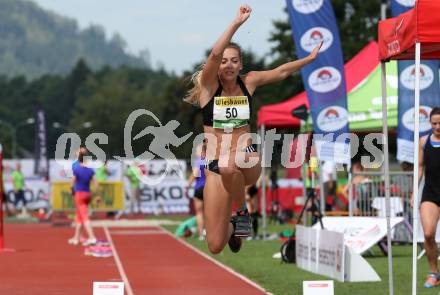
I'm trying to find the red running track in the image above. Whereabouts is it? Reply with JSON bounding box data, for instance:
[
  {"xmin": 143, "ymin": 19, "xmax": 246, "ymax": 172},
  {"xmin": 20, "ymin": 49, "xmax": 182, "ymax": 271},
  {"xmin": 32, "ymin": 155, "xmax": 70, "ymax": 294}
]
[{"xmin": 0, "ymin": 224, "xmax": 267, "ymax": 295}]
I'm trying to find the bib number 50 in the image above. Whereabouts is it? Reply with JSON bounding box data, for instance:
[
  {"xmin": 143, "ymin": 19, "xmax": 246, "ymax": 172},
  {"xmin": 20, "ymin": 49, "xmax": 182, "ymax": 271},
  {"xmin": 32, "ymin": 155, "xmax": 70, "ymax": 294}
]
[{"xmin": 225, "ymin": 107, "xmax": 238, "ymax": 119}]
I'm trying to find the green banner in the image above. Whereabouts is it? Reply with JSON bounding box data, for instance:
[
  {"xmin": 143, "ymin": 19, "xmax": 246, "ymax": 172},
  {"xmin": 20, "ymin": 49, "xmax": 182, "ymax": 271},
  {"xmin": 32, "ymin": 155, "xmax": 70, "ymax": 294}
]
[{"xmin": 348, "ymin": 61, "xmax": 398, "ymax": 131}]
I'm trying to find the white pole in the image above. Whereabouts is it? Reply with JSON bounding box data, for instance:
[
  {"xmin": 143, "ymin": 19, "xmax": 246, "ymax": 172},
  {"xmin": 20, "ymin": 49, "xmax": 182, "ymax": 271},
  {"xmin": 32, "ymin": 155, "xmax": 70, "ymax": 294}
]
[
  {"xmin": 319, "ymin": 161, "xmax": 325, "ymax": 215},
  {"xmin": 380, "ymin": 3, "xmax": 394, "ymax": 294},
  {"xmin": 412, "ymin": 42, "xmax": 421, "ymax": 295},
  {"xmin": 301, "ymin": 160, "xmax": 308, "ymax": 217},
  {"xmin": 348, "ymin": 166, "xmax": 353, "ymax": 216},
  {"xmin": 381, "ymin": 61, "xmax": 394, "ymax": 295},
  {"xmin": 261, "ymin": 124, "xmax": 267, "ymax": 240}
]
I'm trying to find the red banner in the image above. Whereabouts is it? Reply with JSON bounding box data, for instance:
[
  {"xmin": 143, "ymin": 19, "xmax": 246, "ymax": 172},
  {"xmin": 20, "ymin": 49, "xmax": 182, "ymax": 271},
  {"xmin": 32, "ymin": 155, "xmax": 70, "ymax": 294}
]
[{"xmin": 378, "ymin": 0, "xmax": 440, "ymax": 61}]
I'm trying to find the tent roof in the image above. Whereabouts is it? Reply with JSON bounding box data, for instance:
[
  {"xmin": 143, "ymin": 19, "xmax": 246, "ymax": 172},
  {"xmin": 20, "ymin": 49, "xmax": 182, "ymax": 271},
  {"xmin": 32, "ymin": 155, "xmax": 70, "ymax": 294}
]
[
  {"xmin": 257, "ymin": 41, "xmax": 380, "ymax": 128},
  {"xmin": 257, "ymin": 91, "xmax": 308, "ymax": 128},
  {"xmin": 378, "ymin": 0, "xmax": 440, "ymax": 61}
]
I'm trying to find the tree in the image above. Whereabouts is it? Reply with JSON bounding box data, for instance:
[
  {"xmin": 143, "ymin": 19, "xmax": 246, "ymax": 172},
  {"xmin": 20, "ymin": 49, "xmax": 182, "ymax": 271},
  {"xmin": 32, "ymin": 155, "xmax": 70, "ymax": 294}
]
[
  {"xmin": 69, "ymin": 66, "xmax": 173, "ymax": 158},
  {"xmin": 332, "ymin": 0, "xmax": 381, "ymax": 60}
]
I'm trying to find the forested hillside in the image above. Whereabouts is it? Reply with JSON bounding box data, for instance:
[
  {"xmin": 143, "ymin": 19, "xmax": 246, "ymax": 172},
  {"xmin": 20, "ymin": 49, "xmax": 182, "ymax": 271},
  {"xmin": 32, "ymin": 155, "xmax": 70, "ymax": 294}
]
[{"xmin": 0, "ymin": 0, "xmax": 147, "ymax": 79}]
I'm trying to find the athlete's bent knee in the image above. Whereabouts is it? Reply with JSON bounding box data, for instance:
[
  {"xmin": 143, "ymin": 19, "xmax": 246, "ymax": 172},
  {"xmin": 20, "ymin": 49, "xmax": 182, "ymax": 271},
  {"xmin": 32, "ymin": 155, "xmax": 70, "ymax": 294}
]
[
  {"xmin": 207, "ymin": 240, "xmax": 225, "ymax": 254},
  {"xmin": 425, "ymin": 232, "xmax": 436, "ymax": 243}
]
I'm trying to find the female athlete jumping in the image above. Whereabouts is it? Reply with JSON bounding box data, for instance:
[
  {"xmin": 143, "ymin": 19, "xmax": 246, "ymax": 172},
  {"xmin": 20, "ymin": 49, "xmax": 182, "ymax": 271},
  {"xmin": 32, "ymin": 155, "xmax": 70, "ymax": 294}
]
[{"xmin": 185, "ymin": 5, "xmax": 321, "ymax": 254}]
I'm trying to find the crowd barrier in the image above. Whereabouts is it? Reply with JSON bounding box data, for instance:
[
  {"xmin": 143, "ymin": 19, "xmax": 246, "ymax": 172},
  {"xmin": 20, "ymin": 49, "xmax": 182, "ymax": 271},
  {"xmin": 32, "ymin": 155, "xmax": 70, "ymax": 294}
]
[{"xmin": 349, "ymin": 171, "xmax": 413, "ymax": 242}]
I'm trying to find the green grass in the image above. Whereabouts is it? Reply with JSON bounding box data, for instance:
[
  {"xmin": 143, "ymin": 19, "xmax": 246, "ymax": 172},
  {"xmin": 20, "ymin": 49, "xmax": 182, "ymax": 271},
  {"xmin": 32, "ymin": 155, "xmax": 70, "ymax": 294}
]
[
  {"xmin": 145, "ymin": 214, "xmax": 190, "ymax": 222},
  {"xmin": 162, "ymin": 218, "xmax": 436, "ymax": 295}
]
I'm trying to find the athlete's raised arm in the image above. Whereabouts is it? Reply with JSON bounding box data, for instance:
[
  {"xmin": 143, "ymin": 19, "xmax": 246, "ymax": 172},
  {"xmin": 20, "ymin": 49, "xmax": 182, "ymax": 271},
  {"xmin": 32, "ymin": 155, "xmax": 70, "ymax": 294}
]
[
  {"xmin": 245, "ymin": 41, "xmax": 322, "ymax": 93},
  {"xmin": 200, "ymin": 5, "xmax": 251, "ymax": 94}
]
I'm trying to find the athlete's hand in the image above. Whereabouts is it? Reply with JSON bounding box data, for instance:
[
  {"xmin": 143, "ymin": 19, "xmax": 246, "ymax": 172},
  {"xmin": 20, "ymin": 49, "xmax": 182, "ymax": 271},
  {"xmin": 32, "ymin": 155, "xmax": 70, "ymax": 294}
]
[
  {"xmin": 410, "ymin": 192, "xmax": 414, "ymax": 208},
  {"xmin": 307, "ymin": 41, "xmax": 323, "ymax": 62},
  {"xmin": 235, "ymin": 5, "xmax": 252, "ymax": 25}
]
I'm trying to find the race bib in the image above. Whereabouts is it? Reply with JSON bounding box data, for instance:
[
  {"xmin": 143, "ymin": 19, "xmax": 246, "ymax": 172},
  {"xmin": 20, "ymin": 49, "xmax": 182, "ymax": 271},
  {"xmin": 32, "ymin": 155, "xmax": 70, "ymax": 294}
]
[{"xmin": 213, "ymin": 96, "xmax": 250, "ymax": 129}]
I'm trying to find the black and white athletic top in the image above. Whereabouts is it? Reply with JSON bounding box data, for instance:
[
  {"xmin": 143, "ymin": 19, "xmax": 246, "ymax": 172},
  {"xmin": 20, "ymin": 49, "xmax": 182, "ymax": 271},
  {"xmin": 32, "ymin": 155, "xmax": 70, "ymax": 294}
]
[
  {"xmin": 202, "ymin": 76, "xmax": 253, "ymax": 129},
  {"xmin": 422, "ymin": 133, "xmax": 440, "ymax": 200}
]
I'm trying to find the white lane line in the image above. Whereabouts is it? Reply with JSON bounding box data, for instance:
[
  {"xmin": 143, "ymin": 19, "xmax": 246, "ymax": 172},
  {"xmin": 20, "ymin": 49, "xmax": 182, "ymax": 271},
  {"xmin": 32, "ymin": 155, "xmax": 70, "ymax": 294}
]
[
  {"xmin": 110, "ymin": 229, "xmax": 166, "ymax": 235},
  {"xmin": 104, "ymin": 226, "xmax": 135, "ymax": 295},
  {"xmin": 161, "ymin": 229, "xmax": 270, "ymax": 295}
]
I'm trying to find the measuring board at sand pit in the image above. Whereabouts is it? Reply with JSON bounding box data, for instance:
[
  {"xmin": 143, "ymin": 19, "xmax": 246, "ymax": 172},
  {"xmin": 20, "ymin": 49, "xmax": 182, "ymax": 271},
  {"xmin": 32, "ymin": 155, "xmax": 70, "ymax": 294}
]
[
  {"xmin": 313, "ymin": 216, "xmax": 404, "ymax": 254},
  {"xmin": 296, "ymin": 225, "xmax": 380, "ymax": 282}
]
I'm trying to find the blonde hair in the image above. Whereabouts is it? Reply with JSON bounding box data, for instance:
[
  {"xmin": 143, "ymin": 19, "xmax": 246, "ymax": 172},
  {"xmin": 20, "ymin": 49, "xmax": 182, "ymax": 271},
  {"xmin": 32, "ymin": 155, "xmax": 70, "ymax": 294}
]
[
  {"xmin": 183, "ymin": 43, "xmax": 242, "ymax": 107},
  {"xmin": 226, "ymin": 42, "xmax": 242, "ymax": 60},
  {"xmin": 183, "ymin": 67, "xmax": 203, "ymax": 107}
]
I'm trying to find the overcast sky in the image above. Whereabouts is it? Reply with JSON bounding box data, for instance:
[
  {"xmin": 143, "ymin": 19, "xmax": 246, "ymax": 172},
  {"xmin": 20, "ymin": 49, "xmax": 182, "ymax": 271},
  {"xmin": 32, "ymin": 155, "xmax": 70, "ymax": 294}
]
[{"xmin": 31, "ymin": 0, "xmax": 287, "ymax": 74}]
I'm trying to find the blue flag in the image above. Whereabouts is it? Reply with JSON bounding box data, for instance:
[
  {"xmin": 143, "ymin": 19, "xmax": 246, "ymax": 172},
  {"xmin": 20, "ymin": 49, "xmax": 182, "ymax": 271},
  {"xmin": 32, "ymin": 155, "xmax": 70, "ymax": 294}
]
[
  {"xmin": 286, "ymin": 0, "xmax": 350, "ymax": 164},
  {"xmin": 391, "ymin": 0, "xmax": 440, "ymax": 163},
  {"xmin": 34, "ymin": 107, "xmax": 48, "ymax": 178}
]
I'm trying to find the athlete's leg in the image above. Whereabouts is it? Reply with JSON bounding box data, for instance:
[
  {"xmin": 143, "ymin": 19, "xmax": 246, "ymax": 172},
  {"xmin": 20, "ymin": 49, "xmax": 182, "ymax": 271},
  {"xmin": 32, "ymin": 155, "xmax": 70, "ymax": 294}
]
[
  {"xmin": 17, "ymin": 190, "xmax": 28, "ymax": 215},
  {"xmin": 240, "ymin": 151, "xmax": 261, "ymax": 186},
  {"xmin": 203, "ymin": 170, "xmax": 234, "ymax": 254},
  {"xmin": 130, "ymin": 187, "xmax": 139, "ymax": 213},
  {"xmin": 251, "ymin": 192, "xmax": 260, "ymax": 214},
  {"xmin": 219, "ymin": 166, "xmax": 246, "ymax": 207},
  {"xmin": 219, "ymin": 163, "xmax": 254, "ymax": 236},
  {"xmin": 70, "ymin": 193, "xmax": 84, "ymax": 243},
  {"xmin": 251, "ymin": 194, "xmax": 260, "ymax": 237},
  {"xmin": 135, "ymin": 187, "xmax": 141, "ymax": 213},
  {"xmin": 215, "ymin": 147, "xmax": 254, "ymax": 208},
  {"xmin": 194, "ymin": 197, "xmax": 204, "ymax": 238},
  {"xmin": 71, "ymin": 223, "xmax": 82, "ymax": 242},
  {"xmin": 83, "ymin": 221, "xmax": 97, "ymax": 242},
  {"xmin": 216, "ymin": 151, "xmax": 260, "ymax": 238},
  {"xmin": 245, "ymin": 186, "xmax": 254, "ymax": 213},
  {"xmin": 78, "ymin": 193, "xmax": 96, "ymax": 242},
  {"xmin": 420, "ymin": 201, "xmax": 440, "ymax": 273}
]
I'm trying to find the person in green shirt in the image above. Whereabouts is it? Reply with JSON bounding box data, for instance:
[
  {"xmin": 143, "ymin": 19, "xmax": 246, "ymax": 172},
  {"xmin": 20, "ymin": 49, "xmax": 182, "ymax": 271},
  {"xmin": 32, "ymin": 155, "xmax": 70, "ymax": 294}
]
[
  {"xmin": 95, "ymin": 160, "xmax": 109, "ymax": 182},
  {"xmin": 125, "ymin": 161, "xmax": 142, "ymax": 214},
  {"xmin": 96, "ymin": 160, "xmax": 120, "ymax": 218},
  {"xmin": 11, "ymin": 163, "xmax": 27, "ymax": 217}
]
